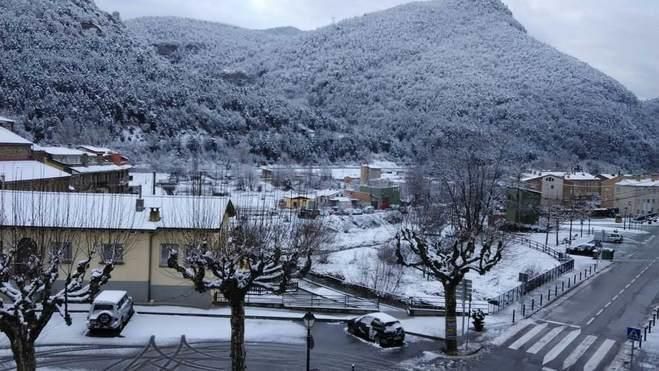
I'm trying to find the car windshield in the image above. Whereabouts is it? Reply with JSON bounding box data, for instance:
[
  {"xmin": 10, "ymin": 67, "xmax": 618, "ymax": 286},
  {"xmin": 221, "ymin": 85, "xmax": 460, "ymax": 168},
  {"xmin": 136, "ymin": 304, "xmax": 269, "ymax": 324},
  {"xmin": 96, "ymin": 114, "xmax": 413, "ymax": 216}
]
[{"xmin": 93, "ymin": 304, "xmax": 114, "ymax": 311}]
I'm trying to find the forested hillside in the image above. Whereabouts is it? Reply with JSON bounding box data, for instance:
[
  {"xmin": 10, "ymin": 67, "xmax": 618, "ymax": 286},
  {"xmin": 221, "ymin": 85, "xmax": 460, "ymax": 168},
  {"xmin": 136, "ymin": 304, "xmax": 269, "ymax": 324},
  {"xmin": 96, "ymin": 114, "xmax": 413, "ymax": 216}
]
[{"xmin": 0, "ymin": 0, "xmax": 657, "ymax": 170}]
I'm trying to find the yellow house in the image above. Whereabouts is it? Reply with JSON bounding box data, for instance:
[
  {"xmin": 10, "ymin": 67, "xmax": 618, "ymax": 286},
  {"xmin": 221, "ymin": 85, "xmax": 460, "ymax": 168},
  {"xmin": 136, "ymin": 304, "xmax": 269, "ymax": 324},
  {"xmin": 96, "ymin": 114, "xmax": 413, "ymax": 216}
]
[
  {"xmin": 279, "ymin": 194, "xmax": 314, "ymax": 209},
  {"xmin": 0, "ymin": 190, "xmax": 236, "ymax": 307}
]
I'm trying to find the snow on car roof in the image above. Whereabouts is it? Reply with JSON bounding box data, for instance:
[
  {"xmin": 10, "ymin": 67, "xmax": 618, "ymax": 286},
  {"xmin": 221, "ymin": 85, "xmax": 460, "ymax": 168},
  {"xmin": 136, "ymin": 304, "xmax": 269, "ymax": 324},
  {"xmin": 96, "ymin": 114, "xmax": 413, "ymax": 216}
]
[
  {"xmin": 363, "ymin": 312, "xmax": 400, "ymax": 323},
  {"xmin": 94, "ymin": 290, "xmax": 127, "ymax": 304}
]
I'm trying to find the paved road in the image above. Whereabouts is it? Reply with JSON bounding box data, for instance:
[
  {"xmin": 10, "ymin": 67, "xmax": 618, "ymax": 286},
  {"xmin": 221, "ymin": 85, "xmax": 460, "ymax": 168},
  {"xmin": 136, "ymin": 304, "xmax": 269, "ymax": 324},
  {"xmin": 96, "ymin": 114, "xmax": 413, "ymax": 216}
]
[
  {"xmin": 466, "ymin": 225, "xmax": 659, "ymax": 371},
  {"xmin": 12, "ymin": 322, "xmax": 440, "ymax": 370}
]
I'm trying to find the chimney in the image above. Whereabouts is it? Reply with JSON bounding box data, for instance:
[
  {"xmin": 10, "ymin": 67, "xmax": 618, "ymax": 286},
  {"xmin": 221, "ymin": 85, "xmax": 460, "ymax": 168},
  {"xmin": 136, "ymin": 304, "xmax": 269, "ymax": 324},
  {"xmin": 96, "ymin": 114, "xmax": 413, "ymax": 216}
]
[
  {"xmin": 136, "ymin": 189, "xmax": 145, "ymax": 212},
  {"xmin": 149, "ymin": 207, "xmax": 161, "ymax": 222}
]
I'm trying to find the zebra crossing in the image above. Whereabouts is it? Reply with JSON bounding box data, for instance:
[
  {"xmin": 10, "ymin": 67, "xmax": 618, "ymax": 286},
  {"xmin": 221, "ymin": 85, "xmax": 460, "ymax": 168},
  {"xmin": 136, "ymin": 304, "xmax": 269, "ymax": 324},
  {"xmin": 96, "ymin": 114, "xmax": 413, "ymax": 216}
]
[{"xmin": 495, "ymin": 320, "xmax": 619, "ymax": 371}]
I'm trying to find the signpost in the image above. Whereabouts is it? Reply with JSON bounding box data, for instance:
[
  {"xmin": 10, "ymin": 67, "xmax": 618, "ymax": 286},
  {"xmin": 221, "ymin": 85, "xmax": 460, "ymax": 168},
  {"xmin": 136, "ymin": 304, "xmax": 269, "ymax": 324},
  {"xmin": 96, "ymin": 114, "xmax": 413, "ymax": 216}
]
[
  {"xmin": 457, "ymin": 279, "xmax": 473, "ymax": 349},
  {"xmin": 627, "ymin": 327, "xmax": 642, "ymax": 368}
]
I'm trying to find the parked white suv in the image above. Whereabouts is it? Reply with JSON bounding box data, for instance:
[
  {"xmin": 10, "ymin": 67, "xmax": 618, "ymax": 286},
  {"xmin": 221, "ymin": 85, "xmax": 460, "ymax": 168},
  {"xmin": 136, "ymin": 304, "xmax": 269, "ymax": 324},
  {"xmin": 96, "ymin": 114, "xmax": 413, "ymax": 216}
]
[{"xmin": 87, "ymin": 290, "xmax": 134, "ymax": 333}]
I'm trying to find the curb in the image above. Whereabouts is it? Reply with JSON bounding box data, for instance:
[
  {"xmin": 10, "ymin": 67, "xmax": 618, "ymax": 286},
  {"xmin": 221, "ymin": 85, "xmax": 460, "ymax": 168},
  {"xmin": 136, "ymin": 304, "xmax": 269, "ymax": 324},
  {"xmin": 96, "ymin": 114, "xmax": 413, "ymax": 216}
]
[{"xmin": 523, "ymin": 262, "xmax": 614, "ymax": 319}]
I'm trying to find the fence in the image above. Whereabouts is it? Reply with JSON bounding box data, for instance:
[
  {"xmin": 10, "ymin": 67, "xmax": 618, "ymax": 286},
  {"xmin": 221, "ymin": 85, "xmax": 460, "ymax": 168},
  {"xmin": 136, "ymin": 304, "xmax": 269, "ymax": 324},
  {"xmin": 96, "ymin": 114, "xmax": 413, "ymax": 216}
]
[
  {"xmin": 511, "ymin": 235, "xmax": 570, "ymax": 261},
  {"xmin": 406, "ymin": 296, "xmax": 492, "ymax": 316},
  {"xmin": 213, "ymin": 284, "xmax": 380, "ymax": 313},
  {"xmin": 516, "ymin": 263, "xmax": 598, "ymax": 320},
  {"xmin": 488, "ymin": 236, "xmax": 575, "ymax": 313}
]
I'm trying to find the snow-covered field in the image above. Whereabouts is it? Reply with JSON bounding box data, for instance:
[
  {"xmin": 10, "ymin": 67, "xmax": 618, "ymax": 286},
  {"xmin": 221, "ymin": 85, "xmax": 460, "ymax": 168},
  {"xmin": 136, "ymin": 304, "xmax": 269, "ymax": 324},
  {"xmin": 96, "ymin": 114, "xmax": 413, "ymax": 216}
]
[{"xmin": 313, "ymin": 237, "xmax": 561, "ymax": 301}]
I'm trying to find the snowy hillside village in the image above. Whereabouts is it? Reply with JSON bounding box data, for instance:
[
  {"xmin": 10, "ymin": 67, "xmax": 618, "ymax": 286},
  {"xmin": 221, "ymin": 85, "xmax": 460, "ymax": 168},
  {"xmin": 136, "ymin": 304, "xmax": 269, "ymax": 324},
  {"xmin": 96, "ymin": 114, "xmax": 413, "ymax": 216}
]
[
  {"xmin": 2, "ymin": 116, "xmax": 659, "ymax": 302},
  {"xmin": 1, "ymin": 116, "xmax": 659, "ymax": 369}
]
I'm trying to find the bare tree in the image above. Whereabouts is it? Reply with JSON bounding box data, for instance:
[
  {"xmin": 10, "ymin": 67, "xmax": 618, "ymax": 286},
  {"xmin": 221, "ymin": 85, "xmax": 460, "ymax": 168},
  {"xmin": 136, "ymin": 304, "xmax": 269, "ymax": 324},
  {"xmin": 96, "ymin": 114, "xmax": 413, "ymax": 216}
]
[
  {"xmin": 166, "ymin": 204, "xmax": 331, "ymax": 371},
  {"xmin": 0, "ymin": 191, "xmax": 136, "ymax": 370},
  {"xmin": 395, "ymin": 153, "xmax": 507, "ymax": 354}
]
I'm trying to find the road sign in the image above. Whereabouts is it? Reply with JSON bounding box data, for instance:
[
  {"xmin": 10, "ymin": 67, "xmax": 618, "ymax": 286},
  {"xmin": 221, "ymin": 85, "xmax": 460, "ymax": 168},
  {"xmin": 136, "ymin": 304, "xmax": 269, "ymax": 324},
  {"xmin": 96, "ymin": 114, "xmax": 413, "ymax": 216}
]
[{"xmin": 627, "ymin": 327, "xmax": 642, "ymax": 341}]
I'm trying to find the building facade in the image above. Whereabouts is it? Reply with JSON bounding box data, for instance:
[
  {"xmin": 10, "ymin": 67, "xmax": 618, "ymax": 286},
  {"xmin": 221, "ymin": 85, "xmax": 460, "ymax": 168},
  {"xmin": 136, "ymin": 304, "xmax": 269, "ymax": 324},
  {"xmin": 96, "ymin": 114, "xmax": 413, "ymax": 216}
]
[
  {"xmin": 614, "ymin": 179, "xmax": 659, "ymax": 216},
  {"xmin": 0, "ymin": 190, "xmax": 236, "ymax": 307}
]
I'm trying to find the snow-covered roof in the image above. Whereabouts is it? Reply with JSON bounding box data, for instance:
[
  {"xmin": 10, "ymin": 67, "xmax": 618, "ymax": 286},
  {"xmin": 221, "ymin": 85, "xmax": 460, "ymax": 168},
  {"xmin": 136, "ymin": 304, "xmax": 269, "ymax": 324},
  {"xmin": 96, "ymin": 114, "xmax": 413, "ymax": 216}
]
[
  {"xmin": 616, "ymin": 179, "xmax": 659, "ymax": 187},
  {"xmin": 33, "ymin": 145, "xmax": 86, "ymax": 156},
  {"xmin": 0, "ymin": 127, "xmax": 31, "ymax": 145},
  {"xmin": 0, "ymin": 161, "xmax": 70, "ymax": 182},
  {"xmin": 0, "ymin": 116, "xmax": 16, "ymax": 124},
  {"xmin": 71, "ymin": 164, "xmax": 132, "ymax": 174},
  {"xmin": 94, "ymin": 290, "xmax": 127, "ymax": 304},
  {"xmin": 331, "ymin": 197, "xmax": 354, "ymax": 202},
  {"xmin": 284, "ymin": 194, "xmax": 313, "ymax": 200},
  {"xmin": 314, "ymin": 189, "xmax": 341, "ymax": 197},
  {"xmin": 564, "ymin": 172, "xmax": 597, "ymax": 181},
  {"xmin": 77, "ymin": 145, "xmax": 116, "ymax": 155},
  {"xmin": 597, "ymin": 174, "xmax": 619, "ymax": 180},
  {"xmin": 0, "ymin": 190, "xmax": 234, "ymax": 231},
  {"xmin": 521, "ymin": 171, "xmax": 566, "ymax": 182}
]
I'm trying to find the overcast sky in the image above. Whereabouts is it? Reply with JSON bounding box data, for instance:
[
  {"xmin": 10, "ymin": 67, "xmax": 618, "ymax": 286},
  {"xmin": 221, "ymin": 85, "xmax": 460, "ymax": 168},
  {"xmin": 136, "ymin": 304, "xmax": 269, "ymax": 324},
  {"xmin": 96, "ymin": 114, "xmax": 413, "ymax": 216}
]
[{"xmin": 96, "ymin": 0, "xmax": 659, "ymax": 99}]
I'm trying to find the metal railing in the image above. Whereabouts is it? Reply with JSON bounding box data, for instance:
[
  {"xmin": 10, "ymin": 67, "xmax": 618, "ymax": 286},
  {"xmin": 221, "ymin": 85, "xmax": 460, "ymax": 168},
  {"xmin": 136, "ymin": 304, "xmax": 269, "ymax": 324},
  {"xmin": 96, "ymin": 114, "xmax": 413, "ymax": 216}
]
[
  {"xmin": 406, "ymin": 296, "xmax": 491, "ymax": 316},
  {"xmin": 511, "ymin": 235, "xmax": 570, "ymax": 261},
  {"xmin": 488, "ymin": 237, "xmax": 575, "ymax": 313},
  {"xmin": 488, "ymin": 258, "xmax": 574, "ymax": 313}
]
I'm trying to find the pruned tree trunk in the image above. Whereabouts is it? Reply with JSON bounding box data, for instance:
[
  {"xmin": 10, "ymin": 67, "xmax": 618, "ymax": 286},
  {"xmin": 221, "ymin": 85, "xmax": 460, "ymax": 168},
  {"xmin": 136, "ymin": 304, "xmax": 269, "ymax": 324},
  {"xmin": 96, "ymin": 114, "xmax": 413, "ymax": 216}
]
[
  {"xmin": 443, "ymin": 283, "xmax": 458, "ymax": 354},
  {"xmin": 229, "ymin": 294, "xmax": 246, "ymax": 371},
  {"xmin": 9, "ymin": 335, "xmax": 37, "ymax": 371}
]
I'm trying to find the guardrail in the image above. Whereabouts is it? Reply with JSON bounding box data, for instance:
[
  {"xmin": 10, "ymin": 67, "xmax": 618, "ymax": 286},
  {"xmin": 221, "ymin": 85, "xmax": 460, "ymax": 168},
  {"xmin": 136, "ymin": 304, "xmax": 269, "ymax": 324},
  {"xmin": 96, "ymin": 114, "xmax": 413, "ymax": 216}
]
[
  {"xmin": 213, "ymin": 284, "xmax": 379, "ymax": 313},
  {"xmin": 406, "ymin": 296, "xmax": 491, "ymax": 316}
]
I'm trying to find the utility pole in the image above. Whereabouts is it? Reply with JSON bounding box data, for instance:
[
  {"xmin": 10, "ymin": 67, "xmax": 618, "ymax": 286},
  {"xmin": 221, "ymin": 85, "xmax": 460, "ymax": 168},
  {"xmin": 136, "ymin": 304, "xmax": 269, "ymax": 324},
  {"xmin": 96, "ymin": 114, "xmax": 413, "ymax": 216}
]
[
  {"xmin": 555, "ymin": 216, "xmax": 560, "ymax": 246},
  {"xmin": 545, "ymin": 207, "xmax": 550, "ymax": 247}
]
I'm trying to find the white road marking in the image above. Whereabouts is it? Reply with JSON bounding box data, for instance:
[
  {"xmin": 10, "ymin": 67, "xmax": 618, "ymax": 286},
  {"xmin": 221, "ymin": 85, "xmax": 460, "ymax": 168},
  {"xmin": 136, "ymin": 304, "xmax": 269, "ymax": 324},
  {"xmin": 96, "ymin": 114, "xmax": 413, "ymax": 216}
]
[
  {"xmin": 618, "ymin": 289, "xmax": 625, "ymax": 295},
  {"xmin": 527, "ymin": 326, "xmax": 565, "ymax": 354},
  {"xmin": 596, "ymin": 308, "xmax": 603, "ymax": 316},
  {"xmin": 625, "ymin": 283, "xmax": 631, "ymax": 289},
  {"xmin": 583, "ymin": 339, "xmax": 616, "ymax": 371},
  {"xmin": 492, "ymin": 320, "xmax": 532, "ymax": 346},
  {"xmin": 543, "ymin": 329, "xmax": 581, "ymax": 365},
  {"xmin": 562, "ymin": 335, "xmax": 597, "ymax": 370},
  {"xmin": 586, "ymin": 317, "xmax": 595, "ymax": 326},
  {"xmin": 604, "ymin": 302, "xmax": 611, "ymax": 308},
  {"xmin": 542, "ymin": 368, "xmax": 556, "ymax": 371},
  {"xmin": 612, "ymin": 294, "xmax": 619, "ymax": 301},
  {"xmin": 509, "ymin": 323, "xmax": 548, "ymax": 350},
  {"xmin": 647, "ymin": 235, "xmax": 655, "ymax": 243}
]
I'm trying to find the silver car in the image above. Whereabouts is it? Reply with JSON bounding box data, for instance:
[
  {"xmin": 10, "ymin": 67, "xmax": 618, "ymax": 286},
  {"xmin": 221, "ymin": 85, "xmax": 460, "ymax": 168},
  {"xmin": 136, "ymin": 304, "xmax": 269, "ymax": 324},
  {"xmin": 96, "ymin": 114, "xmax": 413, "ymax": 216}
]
[{"xmin": 87, "ymin": 290, "xmax": 134, "ymax": 334}]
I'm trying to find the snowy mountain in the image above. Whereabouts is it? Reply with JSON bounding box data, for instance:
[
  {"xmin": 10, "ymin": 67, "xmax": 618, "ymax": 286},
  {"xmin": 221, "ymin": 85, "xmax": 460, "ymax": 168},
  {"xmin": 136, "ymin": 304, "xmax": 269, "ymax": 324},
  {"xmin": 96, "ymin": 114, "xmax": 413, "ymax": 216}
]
[{"xmin": 0, "ymin": 0, "xmax": 657, "ymax": 169}]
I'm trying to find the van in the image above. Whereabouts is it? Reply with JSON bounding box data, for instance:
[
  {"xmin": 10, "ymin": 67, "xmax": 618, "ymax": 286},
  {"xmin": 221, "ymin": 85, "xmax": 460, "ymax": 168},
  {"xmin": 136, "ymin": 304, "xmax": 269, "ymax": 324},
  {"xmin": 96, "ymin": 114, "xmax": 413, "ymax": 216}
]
[
  {"xmin": 603, "ymin": 232, "xmax": 623, "ymax": 243},
  {"xmin": 87, "ymin": 290, "xmax": 134, "ymax": 334}
]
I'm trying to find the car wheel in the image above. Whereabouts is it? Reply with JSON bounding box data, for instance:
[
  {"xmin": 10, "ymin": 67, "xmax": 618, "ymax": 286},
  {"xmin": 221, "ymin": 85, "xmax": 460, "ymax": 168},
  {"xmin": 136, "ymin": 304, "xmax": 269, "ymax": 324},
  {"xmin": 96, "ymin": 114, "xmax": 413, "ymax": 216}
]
[
  {"xmin": 374, "ymin": 335, "xmax": 383, "ymax": 347},
  {"xmin": 98, "ymin": 313, "xmax": 111, "ymax": 325}
]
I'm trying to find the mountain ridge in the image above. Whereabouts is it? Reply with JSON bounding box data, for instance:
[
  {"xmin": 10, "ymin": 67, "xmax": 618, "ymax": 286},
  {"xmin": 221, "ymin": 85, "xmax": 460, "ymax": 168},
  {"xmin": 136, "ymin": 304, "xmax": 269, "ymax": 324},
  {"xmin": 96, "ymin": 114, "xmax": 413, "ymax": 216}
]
[{"xmin": 0, "ymin": 0, "xmax": 656, "ymax": 170}]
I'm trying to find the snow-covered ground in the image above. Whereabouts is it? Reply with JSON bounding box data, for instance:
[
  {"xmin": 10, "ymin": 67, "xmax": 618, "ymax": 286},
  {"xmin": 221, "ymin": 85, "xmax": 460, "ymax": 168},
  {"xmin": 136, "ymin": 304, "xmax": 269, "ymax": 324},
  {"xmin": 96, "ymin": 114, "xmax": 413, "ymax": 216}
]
[
  {"xmin": 640, "ymin": 320, "xmax": 659, "ymax": 370},
  {"xmin": 0, "ymin": 312, "xmax": 306, "ymax": 349},
  {"xmin": 323, "ymin": 212, "xmax": 400, "ymax": 251},
  {"xmin": 313, "ymin": 236, "xmax": 561, "ymax": 301}
]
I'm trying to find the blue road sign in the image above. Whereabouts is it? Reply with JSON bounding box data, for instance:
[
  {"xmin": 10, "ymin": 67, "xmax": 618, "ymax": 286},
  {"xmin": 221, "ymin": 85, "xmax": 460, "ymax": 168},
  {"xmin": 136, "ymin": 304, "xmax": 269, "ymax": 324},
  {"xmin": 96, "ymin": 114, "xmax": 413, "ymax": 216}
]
[{"xmin": 627, "ymin": 327, "xmax": 642, "ymax": 341}]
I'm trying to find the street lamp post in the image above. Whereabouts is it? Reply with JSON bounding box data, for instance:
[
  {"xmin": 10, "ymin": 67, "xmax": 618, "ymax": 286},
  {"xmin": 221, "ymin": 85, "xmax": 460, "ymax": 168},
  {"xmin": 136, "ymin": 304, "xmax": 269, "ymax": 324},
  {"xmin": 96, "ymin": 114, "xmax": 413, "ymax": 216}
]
[{"xmin": 303, "ymin": 312, "xmax": 316, "ymax": 371}]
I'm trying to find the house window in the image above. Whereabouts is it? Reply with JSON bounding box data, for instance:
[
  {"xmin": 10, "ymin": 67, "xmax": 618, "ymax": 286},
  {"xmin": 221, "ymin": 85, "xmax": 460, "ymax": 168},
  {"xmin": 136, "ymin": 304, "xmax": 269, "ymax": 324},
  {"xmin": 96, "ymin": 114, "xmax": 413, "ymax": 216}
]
[
  {"xmin": 101, "ymin": 244, "xmax": 124, "ymax": 264},
  {"xmin": 160, "ymin": 243, "xmax": 179, "ymax": 267},
  {"xmin": 50, "ymin": 242, "xmax": 73, "ymax": 263},
  {"xmin": 550, "ymin": 185, "xmax": 554, "ymax": 190},
  {"xmin": 15, "ymin": 238, "xmax": 37, "ymax": 274}
]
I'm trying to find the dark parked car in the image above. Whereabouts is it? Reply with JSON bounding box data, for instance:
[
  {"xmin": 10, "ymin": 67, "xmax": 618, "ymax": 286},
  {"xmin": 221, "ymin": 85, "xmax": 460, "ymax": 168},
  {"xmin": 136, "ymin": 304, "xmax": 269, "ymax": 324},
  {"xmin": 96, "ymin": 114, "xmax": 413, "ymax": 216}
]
[
  {"xmin": 566, "ymin": 241, "xmax": 599, "ymax": 257},
  {"xmin": 346, "ymin": 312, "xmax": 405, "ymax": 347}
]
